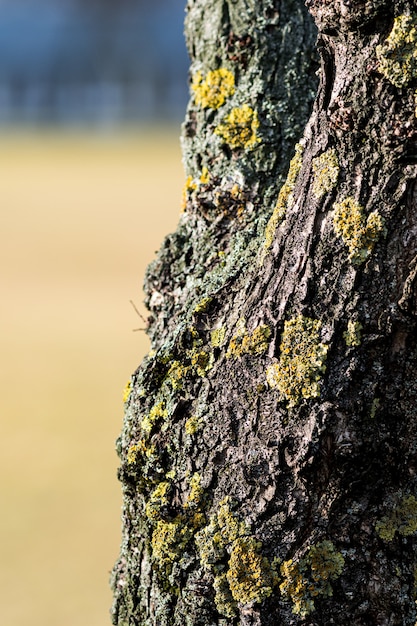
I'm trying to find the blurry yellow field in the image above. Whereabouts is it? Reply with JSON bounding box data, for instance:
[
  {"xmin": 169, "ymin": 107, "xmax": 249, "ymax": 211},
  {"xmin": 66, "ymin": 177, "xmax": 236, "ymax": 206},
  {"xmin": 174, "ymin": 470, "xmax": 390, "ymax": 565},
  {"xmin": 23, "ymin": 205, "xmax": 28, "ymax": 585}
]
[{"xmin": 0, "ymin": 128, "xmax": 183, "ymax": 626}]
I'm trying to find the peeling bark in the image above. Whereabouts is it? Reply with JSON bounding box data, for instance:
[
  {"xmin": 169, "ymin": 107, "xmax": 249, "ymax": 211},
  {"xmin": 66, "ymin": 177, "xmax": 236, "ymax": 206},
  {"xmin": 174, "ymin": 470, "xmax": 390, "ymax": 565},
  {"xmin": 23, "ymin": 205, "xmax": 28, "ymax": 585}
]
[{"xmin": 112, "ymin": 1, "xmax": 417, "ymax": 624}]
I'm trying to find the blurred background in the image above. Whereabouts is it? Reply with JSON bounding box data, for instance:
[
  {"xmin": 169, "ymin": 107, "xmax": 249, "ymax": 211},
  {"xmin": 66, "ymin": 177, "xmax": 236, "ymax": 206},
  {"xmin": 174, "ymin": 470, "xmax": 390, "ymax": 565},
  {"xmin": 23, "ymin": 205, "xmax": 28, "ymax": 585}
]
[{"xmin": 0, "ymin": 1, "xmax": 188, "ymax": 625}]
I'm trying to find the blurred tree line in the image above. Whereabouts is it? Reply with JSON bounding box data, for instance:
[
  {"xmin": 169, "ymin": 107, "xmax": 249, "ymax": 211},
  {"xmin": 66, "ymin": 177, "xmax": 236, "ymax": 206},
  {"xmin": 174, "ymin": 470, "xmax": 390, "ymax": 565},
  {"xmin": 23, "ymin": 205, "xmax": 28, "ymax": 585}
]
[{"xmin": 0, "ymin": 0, "xmax": 189, "ymax": 124}]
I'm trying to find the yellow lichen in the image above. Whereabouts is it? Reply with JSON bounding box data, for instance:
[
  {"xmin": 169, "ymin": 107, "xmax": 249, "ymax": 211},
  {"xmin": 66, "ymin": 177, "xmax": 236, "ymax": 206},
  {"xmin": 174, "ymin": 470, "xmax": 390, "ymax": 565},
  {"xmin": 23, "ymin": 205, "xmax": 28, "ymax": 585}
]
[
  {"xmin": 122, "ymin": 380, "xmax": 132, "ymax": 404},
  {"xmin": 226, "ymin": 323, "xmax": 271, "ymax": 359},
  {"xmin": 127, "ymin": 439, "xmax": 156, "ymax": 465},
  {"xmin": 343, "ymin": 320, "xmax": 363, "ymax": 347},
  {"xmin": 166, "ymin": 360, "xmax": 189, "ymax": 390},
  {"xmin": 213, "ymin": 573, "xmax": 237, "ymax": 618},
  {"xmin": 215, "ymin": 104, "xmax": 260, "ymax": 150},
  {"xmin": 227, "ymin": 536, "xmax": 273, "ymax": 605},
  {"xmin": 211, "ymin": 327, "xmax": 226, "ymax": 348},
  {"xmin": 195, "ymin": 497, "xmax": 274, "ymax": 616},
  {"xmin": 266, "ymin": 315, "xmax": 328, "ymax": 407},
  {"xmin": 262, "ymin": 143, "xmax": 304, "ymax": 259},
  {"xmin": 312, "ymin": 148, "xmax": 339, "ymax": 199},
  {"xmin": 181, "ymin": 175, "xmax": 198, "ymax": 211},
  {"xmin": 194, "ymin": 296, "xmax": 212, "ymax": 314},
  {"xmin": 184, "ymin": 473, "xmax": 204, "ymax": 510},
  {"xmin": 190, "ymin": 349, "xmax": 214, "ymax": 377},
  {"xmin": 192, "ymin": 68, "xmax": 235, "ymax": 109},
  {"xmin": 376, "ymin": 495, "xmax": 417, "ymax": 541},
  {"xmin": 141, "ymin": 401, "xmax": 169, "ymax": 435},
  {"xmin": 145, "ymin": 481, "xmax": 172, "ymax": 520},
  {"xmin": 376, "ymin": 14, "xmax": 417, "ymax": 88},
  {"xmin": 200, "ymin": 166, "xmax": 210, "ymax": 184},
  {"xmin": 185, "ymin": 415, "xmax": 201, "ymax": 435},
  {"xmin": 280, "ymin": 541, "xmax": 345, "ymax": 617},
  {"xmin": 151, "ymin": 518, "xmax": 193, "ymax": 567},
  {"xmin": 333, "ymin": 197, "xmax": 386, "ymax": 265}
]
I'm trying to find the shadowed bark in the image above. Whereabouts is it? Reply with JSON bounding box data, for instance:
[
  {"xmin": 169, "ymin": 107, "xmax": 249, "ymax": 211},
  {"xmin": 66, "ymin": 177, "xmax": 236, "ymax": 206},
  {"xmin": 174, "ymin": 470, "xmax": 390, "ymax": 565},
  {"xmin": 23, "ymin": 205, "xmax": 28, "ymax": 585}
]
[{"xmin": 112, "ymin": 1, "xmax": 417, "ymax": 624}]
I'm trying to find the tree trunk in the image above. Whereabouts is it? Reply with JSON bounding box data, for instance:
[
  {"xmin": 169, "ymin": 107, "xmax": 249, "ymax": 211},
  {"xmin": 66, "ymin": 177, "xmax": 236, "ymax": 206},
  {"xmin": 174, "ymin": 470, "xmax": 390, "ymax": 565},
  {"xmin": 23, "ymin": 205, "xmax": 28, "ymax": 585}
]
[{"xmin": 111, "ymin": 1, "xmax": 417, "ymax": 624}]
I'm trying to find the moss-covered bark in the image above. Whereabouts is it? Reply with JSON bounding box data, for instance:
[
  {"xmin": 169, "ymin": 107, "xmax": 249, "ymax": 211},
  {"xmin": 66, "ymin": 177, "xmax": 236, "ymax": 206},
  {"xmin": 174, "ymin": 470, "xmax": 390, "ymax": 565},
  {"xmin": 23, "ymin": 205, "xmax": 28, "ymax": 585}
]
[{"xmin": 112, "ymin": 1, "xmax": 417, "ymax": 624}]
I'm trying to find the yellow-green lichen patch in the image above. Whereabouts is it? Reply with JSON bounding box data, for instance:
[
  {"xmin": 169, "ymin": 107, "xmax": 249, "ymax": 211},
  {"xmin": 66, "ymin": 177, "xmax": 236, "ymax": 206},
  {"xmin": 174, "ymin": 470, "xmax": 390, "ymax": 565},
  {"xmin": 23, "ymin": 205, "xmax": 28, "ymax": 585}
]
[
  {"xmin": 211, "ymin": 327, "xmax": 226, "ymax": 348},
  {"xmin": 145, "ymin": 481, "xmax": 172, "ymax": 521},
  {"xmin": 141, "ymin": 401, "xmax": 169, "ymax": 436},
  {"xmin": 376, "ymin": 495, "xmax": 417, "ymax": 541},
  {"xmin": 151, "ymin": 518, "xmax": 193, "ymax": 568},
  {"xmin": 200, "ymin": 166, "xmax": 210, "ymax": 184},
  {"xmin": 370, "ymin": 397, "xmax": 380, "ymax": 419},
  {"xmin": 122, "ymin": 380, "xmax": 131, "ymax": 404},
  {"xmin": 312, "ymin": 148, "xmax": 340, "ymax": 199},
  {"xmin": 184, "ymin": 473, "xmax": 205, "ymax": 510},
  {"xmin": 226, "ymin": 323, "xmax": 271, "ymax": 359},
  {"xmin": 195, "ymin": 497, "xmax": 275, "ymax": 617},
  {"xmin": 194, "ymin": 296, "xmax": 212, "ymax": 314},
  {"xmin": 213, "ymin": 573, "xmax": 236, "ymax": 618},
  {"xmin": 227, "ymin": 536, "xmax": 274, "ymax": 605},
  {"xmin": 376, "ymin": 14, "xmax": 417, "ymax": 89},
  {"xmin": 262, "ymin": 143, "xmax": 304, "ymax": 258},
  {"xmin": 333, "ymin": 197, "xmax": 386, "ymax": 265},
  {"xmin": 343, "ymin": 320, "xmax": 363, "ymax": 347},
  {"xmin": 280, "ymin": 541, "xmax": 345, "ymax": 617},
  {"xmin": 215, "ymin": 104, "xmax": 260, "ymax": 150},
  {"xmin": 166, "ymin": 360, "xmax": 189, "ymax": 390},
  {"xmin": 192, "ymin": 68, "xmax": 235, "ymax": 109},
  {"xmin": 127, "ymin": 439, "xmax": 156, "ymax": 465},
  {"xmin": 185, "ymin": 415, "xmax": 202, "ymax": 436},
  {"xmin": 181, "ymin": 175, "xmax": 198, "ymax": 211},
  {"xmin": 190, "ymin": 349, "xmax": 214, "ymax": 377},
  {"xmin": 266, "ymin": 315, "xmax": 328, "ymax": 407}
]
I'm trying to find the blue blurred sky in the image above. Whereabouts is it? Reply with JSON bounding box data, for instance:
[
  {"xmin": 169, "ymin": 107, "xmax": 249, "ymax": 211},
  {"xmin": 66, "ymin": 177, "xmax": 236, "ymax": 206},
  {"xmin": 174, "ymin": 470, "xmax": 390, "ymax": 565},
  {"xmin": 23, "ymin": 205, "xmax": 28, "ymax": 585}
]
[{"xmin": 0, "ymin": 0, "xmax": 189, "ymax": 124}]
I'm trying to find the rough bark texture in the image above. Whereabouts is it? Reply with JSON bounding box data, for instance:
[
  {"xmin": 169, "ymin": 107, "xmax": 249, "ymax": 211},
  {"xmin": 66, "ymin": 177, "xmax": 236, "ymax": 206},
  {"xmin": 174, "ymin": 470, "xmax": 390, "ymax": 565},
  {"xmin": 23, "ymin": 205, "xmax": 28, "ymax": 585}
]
[{"xmin": 112, "ymin": 1, "xmax": 417, "ymax": 624}]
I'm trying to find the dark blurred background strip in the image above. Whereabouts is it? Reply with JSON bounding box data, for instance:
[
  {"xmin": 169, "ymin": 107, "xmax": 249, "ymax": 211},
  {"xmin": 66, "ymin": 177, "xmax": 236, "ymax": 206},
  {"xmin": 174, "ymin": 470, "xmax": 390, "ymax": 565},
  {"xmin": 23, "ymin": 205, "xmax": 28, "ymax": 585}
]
[{"xmin": 0, "ymin": 0, "xmax": 189, "ymax": 125}]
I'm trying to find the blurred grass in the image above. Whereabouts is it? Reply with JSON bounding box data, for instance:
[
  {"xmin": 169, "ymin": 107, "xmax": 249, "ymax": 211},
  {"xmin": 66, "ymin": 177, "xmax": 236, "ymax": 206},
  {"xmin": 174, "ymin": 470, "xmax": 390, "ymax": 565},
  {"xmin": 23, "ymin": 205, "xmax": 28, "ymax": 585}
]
[{"xmin": 0, "ymin": 127, "xmax": 183, "ymax": 626}]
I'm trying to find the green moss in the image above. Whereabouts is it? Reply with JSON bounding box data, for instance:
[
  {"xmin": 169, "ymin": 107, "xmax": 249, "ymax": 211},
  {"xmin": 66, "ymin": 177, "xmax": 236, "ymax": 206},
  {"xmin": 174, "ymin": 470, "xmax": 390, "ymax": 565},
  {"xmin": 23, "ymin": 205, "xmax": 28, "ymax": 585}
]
[
  {"xmin": 262, "ymin": 143, "xmax": 304, "ymax": 259},
  {"xmin": 312, "ymin": 148, "xmax": 339, "ymax": 199},
  {"xmin": 376, "ymin": 495, "xmax": 417, "ymax": 541},
  {"xmin": 343, "ymin": 320, "xmax": 363, "ymax": 347},
  {"xmin": 141, "ymin": 400, "xmax": 169, "ymax": 436},
  {"xmin": 210, "ymin": 327, "xmax": 226, "ymax": 348},
  {"xmin": 192, "ymin": 68, "xmax": 235, "ymax": 109},
  {"xmin": 226, "ymin": 323, "xmax": 271, "ymax": 359},
  {"xmin": 215, "ymin": 104, "xmax": 260, "ymax": 150},
  {"xmin": 184, "ymin": 415, "xmax": 202, "ymax": 435},
  {"xmin": 333, "ymin": 197, "xmax": 386, "ymax": 265},
  {"xmin": 266, "ymin": 314, "xmax": 328, "ymax": 407},
  {"xmin": 280, "ymin": 541, "xmax": 345, "ymax": 617},
  {"xmin": 376, "ymin": 14, "xmax": 417, "ymax": 88}
]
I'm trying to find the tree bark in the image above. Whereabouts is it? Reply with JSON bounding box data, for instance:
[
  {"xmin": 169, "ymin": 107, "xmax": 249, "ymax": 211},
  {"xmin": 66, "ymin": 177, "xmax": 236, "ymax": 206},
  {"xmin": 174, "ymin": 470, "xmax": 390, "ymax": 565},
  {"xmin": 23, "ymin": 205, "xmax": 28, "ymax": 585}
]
[{"xmin": 112, "ymin": 1, "xmax": 417, "ymax": 624}]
